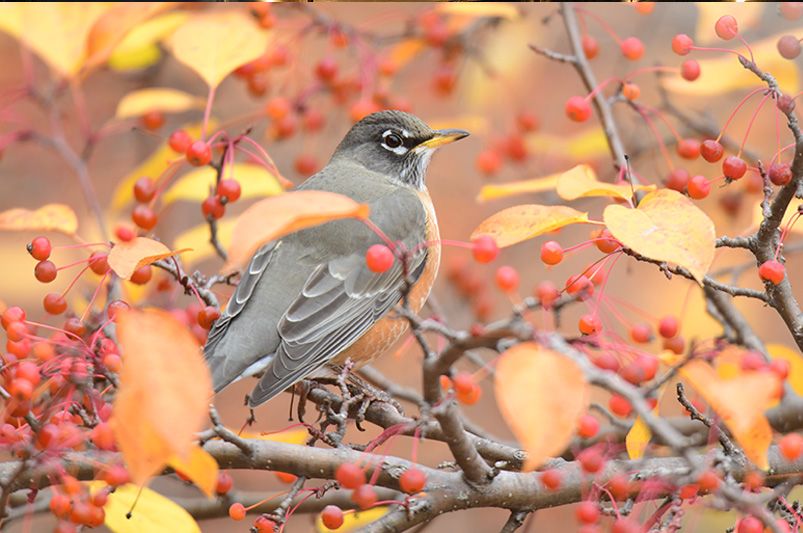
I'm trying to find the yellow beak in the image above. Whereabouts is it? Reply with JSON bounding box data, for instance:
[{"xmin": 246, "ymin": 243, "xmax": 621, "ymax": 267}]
[{"xmin": 417, "ymin": 128, "xmax": 470, "ymax": 149}]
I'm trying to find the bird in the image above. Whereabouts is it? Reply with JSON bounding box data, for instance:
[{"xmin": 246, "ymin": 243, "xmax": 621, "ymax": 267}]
[{"xmin": 204, "ymin": 110, "xmax": 469, "ymax": 407}]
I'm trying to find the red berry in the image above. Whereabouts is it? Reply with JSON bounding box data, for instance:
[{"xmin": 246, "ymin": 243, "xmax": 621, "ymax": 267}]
[
  {"xmin": 294, "ymin": 154, "xmax": 319, "ymax": 176},
  {"xmin": 578, "ymin": 447, "xmax": 604, "ymax": 473},
  {"xmin": 687, "ymin": 175, "xmax": 711, "ymax": 199},
  {"xmin": 228, "ymin": 502, "xmax": 246, "ymax": 521},
  {"xmin": 535, "ymin": 281, "xmax": 559, "ymax": 308},
  {"xmin": 132, "ymin": 204, "xmax": 157, "ymax": 230},
  {"xmin": 681, "ymin": 60, "xmax": 701, "ymax": 81},
  {"xmin": 215, "ymin": 472, "xmax": 234, "ymax": 495},
  {"xmin": 698, "ymin": 469, "xmax": 721, "ymax": 492},
  {"xmin": 540, "ymin": 241, "xmax": 564, "ymax": 266},
  {"xmin": 770, "ymin": 358, "xmax": 791, "ymax": 380},
  {"xmin": 16, "ymin": 361, "xmax": 40, "ymax": 385},
  {"xmin": 700, "ymin": 139, "xmax": 724, "ymax": 162},
  {"xmin": 115, "ymin": 225, "xmax": 135, "ymax": 242},
  {"xmin": 736, "ymin": 516, "xmax": 763, "ymax": 533},
  {"xmin": 168, "ymin": 129, "xmax": 192, "ymax": 153},
  {"xmin": 130, "ymin": 265, "xmax": 152, "ymax": 285},
  {"xmin": 495, "ymin": 266, "xmax": 519, "ymax": 292},
  {"xmin": 102, "ymin": 465, "xmax": 130, "ymax": 487},
  {"xmin": 541, "ymin": 469, "xmax": 562, "ymax": 490},
  {"xmin": 663, "ymin": 335, "xmax": 685, "ymax": 354},
  {"xmin": 218, "ymin": 179, "xmax": 241, "ymax": 203},
  {"xmin": 472, "ymin": 236, "xmax": 498, "ymax": 263},
  {"xmin": 303, "ymin": 109, "xmax": 325, "ymax": 132},
  {"xmin": 315, "ymin": 57, "xmax": 338, "ymax": 82},
  {"xmin": 758, "ymin": 260, "xmax": 785, "ymax": 285},
  {"xmin": 577, "ymin": 414, "xmax": 600, "ymax": 439},
  {"xmin": 516, "ymin": 111, "xmax": 539, "ymax": 132},
  {"xmin": 365, "ymin": 244, "xmax": 394, "ymax": 273},
  {"xmin": 723, "ymin": 155, "xmax": 747, "ymax": 180},
  {"xmin": 609, "ymin": 395, "xmax": 632, "ymax": 417},
  {"xmin": 622, "ymin": 82, "xmax": 640, "ymax": 101},
  {"xmin": 400, "ymin": 468, "xmax": 426, "ymax": 494},
  {"xmin": 781, "ymin": 3, "xmax": 803, "ymax": 20},
  {"xmin": 665, "ymin": 168, "xmax": 689, "ymax": 192},
  {"xmin": 456, "ymin": 383, "xmax": 482, "ymax": 405},
  {"xmin": 578, "ymin": 314, "xmax": 601, "ymax": 335},
  {"xmin": 198, "ymin": 306, "xmax": 220, "ymax": 330},
  {"xmin": 769, "ymin": 162, "xmax": 792, "ymax": 186},
  {"xmin": 335, "ymin": 463, "xmax": 365, "ymax": 489},
  {"xmin": 612, "ymin": 518, "xmax": 642, "ymax": 533},
  {"xmin": 88, "ymin": 252, "xmax": 110, "ymax": 275},
  {"xmin": 91, "ymin": 422, "xmax": 115, "ymax": 450},
  {"xmin": 593, "ymin": 229, "xmax": 619, "ymax": 254},
  {"xmin": 141, "ymin": 110, "xmax": 164, "ymax": 131},
  {"xmin": 475, "ymin": 149, "xmax": 502, "ymax": 176},
  {"xmin": 254, "ymin": 516, "xmax": 276, "ymax": 533},
  {"xmin": 9, "ymin": 378, "xmax": 33, "ymax": 402},
  {"xmin": 28, "ymin": 236, "xmax": 52, "ymax": 261},
  {"xmin": 777, "ymin": 35, "xmax": 801, "ymax": 60},
  {"xmin": 779, "ymin": 433, "xmax": 803, "ymax": 460},
  {"xmin": 676, "ymin": 138, "xmax": 700, "ymax": 159},
  {"xmin": 351, "ymin": 484, "xmax": 377, "ymax": 510},
  {"xmin": 34, "ymin": 260, "xmax": 57, "ymax": 283},
  {"xmin": 201, "ymin": 196, "xmax": 225, "ymax": 219},
  {"xmin": 620, "ymin": 37, "xmax": 644, "ymax": 60},
  {"xmin": 350, "ymin": 100, "xmax": 380, "ymax": 122},
  {"xmin": 658, "ymin": 316, "xmax": 679, "ymax": 338},
  {"xmin": 630, "ymin": 323, "xmax": 652, "ymax": 343},
  {"xmin": 43, "ymin": 293, "xmax": 67, "ymax": 315},
  {"xmin": 565, "ymin": 96, "xmax": 592, "ymax": 122},
  {"xmin": 107, "ymin": 300, "xmax": 129, "ymax": 321},
  {"xmin": 133, "ymin": 177, "xmax": 156, "ymax": 203},
  {"xmin": 576, "ymin": 501, "xmax": 600, "ymax": 524},
  {"xmin": 672, "ymin": 34, "xmax": 693, "ymax": 55},
  {"xmin": 50, "ymin": 492, "xmax": 71, "ymax": 518},
  {"xmin": 7, "ymin": 321, "xmax": 28, "ymax": 343},
  {"xmin": 715, "ymin": 15, "xmax": 738, "ymax": 41},
  {"xmin": 432, "ymin": 65, "xmax": 457, "ymax": 96},
  {"xmin": 778, "ymin": 94, "xmax": 796, "ymax": 115},
  {"xmin": 320, "ymin": 505, "xmax": 344, "ymax": 530},
  {"xmin": 566, "ymin": 274, "xmax": 594, "ymax": 299},
  {"xmin": 266, "ymin": 97, "xmax": 291, "ymax": 121},
  {"xmin": 186, "ymin": 141, "xmax": 212, "ymax": 166},
  {"xmin": 582, "ymin": 35, "xmax": 599, "ymax": 59},
  {"xmin": 1, "ymin": 306, "xmax": 25, "ymax": 329}
]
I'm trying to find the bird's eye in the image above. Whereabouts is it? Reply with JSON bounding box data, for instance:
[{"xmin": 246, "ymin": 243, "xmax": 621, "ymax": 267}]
[{"xmin": 383, "ymin": 132, "xmax": 403, "ymax": 149}]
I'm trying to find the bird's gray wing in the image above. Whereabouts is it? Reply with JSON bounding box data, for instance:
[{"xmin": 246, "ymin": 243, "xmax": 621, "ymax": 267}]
[{"xmin": 247, "ymin": 189, "xmax": 429, "ymax": 406}]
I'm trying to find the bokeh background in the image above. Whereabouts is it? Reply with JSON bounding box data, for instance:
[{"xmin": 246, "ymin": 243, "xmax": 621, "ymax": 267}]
[{"xmin": 1, "ymin": 2, "xmax": 802, "ymax": 532}]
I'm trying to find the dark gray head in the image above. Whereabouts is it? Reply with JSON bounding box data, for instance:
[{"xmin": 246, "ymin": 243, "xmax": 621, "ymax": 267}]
[{"xmin": 331, "ymin": 110, "xmax": 469, "ymax": 189}]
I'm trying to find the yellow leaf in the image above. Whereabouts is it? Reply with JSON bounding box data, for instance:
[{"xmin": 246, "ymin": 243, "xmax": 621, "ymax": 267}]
[
  {"xmin": 240, "ymin": 427, "xmax": 308, "ymax": 445},
  {"xmin": 166, "ymin": 11, "xmax": 269, "ymax": 89},
  {"xmin": 173, "ymin": 219, "xmax": 236, "ymax": 268},
  {"xmin": 749, "ymin": 197, "xmax": 803, "ymax": 235},
  {"xmin": 112, "ymin": 309, "xmax": 212, "ymax": 485},
  {"xmin": 0, "ymin": 4, "xmax": 110, "ymax": 78},
  {"xmin": 167, "ymin": 444, "xmax": 219, "ymax": 498},
  {"xmin": 385, "ymin": 39, "xmax": 425, "ymax": 70},
  {"xmin": 470, "ymin": 205, "xmax": 589, "ymax": 248},
  {"xmin": 477, "ymin": 173, "xmax": 559, "ymax": 202},
  {"xmin": 87, "ymin": 482, "xmax": 201, "ymax": 533},
  {"xmin": 494, "ymin": 343, "xmax": 590, "ymax": 470},
  {"xmin": 316, "ymin": 507, "xmax": 390, "ymax": 533},
  {"xmin": 107, "ymin": 237, "xmax": 190, "ymax": 280},
  {"xmin": 0, "ymin": 204, "xmax": 78, "ymax": 235},
  {"xmin": 225, "ymin": 191, "xmax": 371, "ymax": 271},
  {"xmin": 436, "ymin": 3, "xmax": 520, "ymax": 20},
  {"xmin": 527, "ymin": 128, "xmax": 611, "ymax": 161},
  {"xmin": 664, "ymin": 29, "xmax": 799, "ymax": 96},
  {"xmin": 108, "ymin": 11, "xmax": 188, "ymax": 71},
  {"xmin": 694, "ymin": 3, "xmax": 765, "ymax": 44},
  {"xmin": 604, "ymin": 189, "xmax": 715, "ymax": 284},
  {"xmin": 557, "ymin": 164, "xmax": 655, "ymax": 202},
  {"xmin": 161, "ymin": 163, "xmax": 282, "ymax": 206},
  {"xmin": 626, "ymin": 416, "xmax": 652, "ymax": 460},
  {"xmin": 681, "ymin": 360, "xmax": 782, "ymax": 470},
  {"xmin": 768, "ymin": 344, "xmax": 803, "ymax": 397},
  {"xmin": 116, "ymin": 88, "xmax": 205, "ymax": 119},
  {"xmin": 110, "ymin": 122, "xmax": 210, "ymax": 211}
]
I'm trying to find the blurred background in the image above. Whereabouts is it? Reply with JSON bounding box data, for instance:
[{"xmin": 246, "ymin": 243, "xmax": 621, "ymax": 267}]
[{"xmin": 1, "ymin": 2, "xmax": 802, "ymax": 532}]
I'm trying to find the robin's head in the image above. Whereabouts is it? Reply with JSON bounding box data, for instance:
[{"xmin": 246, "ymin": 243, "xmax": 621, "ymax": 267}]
[{"xmin": 332, "ymin": 110, "xmax": 469, "ymax": 189}]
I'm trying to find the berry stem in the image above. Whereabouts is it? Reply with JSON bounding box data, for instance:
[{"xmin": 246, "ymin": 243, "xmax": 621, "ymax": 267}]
[
  {"xmin": 688, "ymin": 45, "xmax": 744, "ymax": 58},
  {"xmin": 79, "ymin": 272, "xmax": 109, "ymax": 323},
  {"xmin": 360, "ymin": 219, "xmax": 397, "ymax": 250},
  {"xmin": 60, "ymin": 264, "xmax": 91, "ymax": 298},
  {"xmin": 737, "ymin": 35, "xmax": 755, "ymax": 64},
  {"xmin": 56, "ymin": 258, "xmax": 91, "ymax": 272},
  {"xmin": 739, "ymin": 92, "xmax": 771, "ymax": 157},
  {"xmin": 630, "ymin": 103, "xmax": 674, "ymax": 171},
  {"xmin": 575, "ymin": 7, "xmax": 622, "ymax": 44},
  {"xmin": 715, "ymin": 87, "xmax": 765, "ymax": 143},
  {"xmin": 201, "ymin": 86, "xmax": 217, "ymax": 141}
]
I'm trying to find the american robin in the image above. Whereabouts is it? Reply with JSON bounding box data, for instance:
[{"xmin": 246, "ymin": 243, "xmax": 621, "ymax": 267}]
[{"xmin": 204, "ymin": 110, "xmax": 468, "ymax": 407}]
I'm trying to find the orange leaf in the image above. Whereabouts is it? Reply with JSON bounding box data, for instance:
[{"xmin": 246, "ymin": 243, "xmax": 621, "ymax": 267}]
[
  {"xmin": 112, "ymin": 308, "xmax": 212, "ymax": 485},
  {"xmin": 477, "ymin": 173, "xmax": 560, "ymax": 202},
  {"xmin": 239, "ymin": 428, "xmax": 308, "ymax": 445},
  {"xmin": 107, "ymin": 237, "xmax": 191, "ymax": 280},
  {"xmin": 470, "ymin": 204, "xmax": 588, "ymax": 248},
  {"xmin": 386, "ymin": 38, "xmax": 425, "ymax": 70},
  {"xmin": 166, "ymin": 11, "xmax": 269, "ymax": 89},
  {"xmin": 557, "ymin": 164, "xmax": 655, "ymax": 202},
  {"xmin": 0, "ymin": 204, "xmax": 78, "ymax": 235},
  {"xmin": 225, "ymin": 191, "xmax": 370, "ymax": 271},
  {"xmin": 167, "ymin": 444, "xmax": 218, "ymax": 498},
  {"xmin": 603, "ymin": 189, "xmax": 715, "ymax": 284},
  {"xmin": 681, "ymin": 360, "xmax": 781, "ymax": 470},
  {"xmin": 494, "ymin": 343, "xmax": 590, "ymax": 470}
]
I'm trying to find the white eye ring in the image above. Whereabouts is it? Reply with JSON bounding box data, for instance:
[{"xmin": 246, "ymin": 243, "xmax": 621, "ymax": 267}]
[{"xmin": 381, "ymin": 130, "xmax": 408, "ymax": 155}]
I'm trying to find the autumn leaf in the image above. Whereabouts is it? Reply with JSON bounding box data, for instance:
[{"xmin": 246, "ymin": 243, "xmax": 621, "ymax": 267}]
[
  {"xmin": 108, "ymin": 11, "xmax": 188, "ymax": 71},
  {"xmin": 477, "ymin": 173, "xmax": 560, "ymax": 202},
  {"xmin": 0, "ymin": 204, "xmax": 78, "ymax": 235},
  {"xmin": 240, "ymin": 427, "xmax": 308, "ymax": 445},
  {"xmin": 625, "ymin": 416, "xmax": 652, "ymax": 460},
  {"xmin": 87, "ymin": 482, "xmax": 201, "ymax": 533},
  {"xmin": 173, "ymin": 219, "xmax": 236, "ymax": 268},
  {"xmin": 436, "ymin": 3, "xmax": 520, "ymax": 20},
  {"xmin": 112, "ymin": 308, "xmax": 212, "ymax": 485},
  {"xmin": 107, "ymin": 237, "xmax": 190, "ymax": 280},
  {"xmin": 167, "ymin": 444, "xmax": 219, "ymax": 498},
  {"xmin": 471, "ymin": 205, "xmax": 588, "ymax": 248},
  {"xmin": 166, "ymin": 11, "xmax": 269, "ymax": 89},
  {"xmin": 115, "ymin": 88, "xmax": 205, "ymax": 119},
  {"xmin": 494, "ymin": 343, "xmax": 590, "ymax": 470},
  {"xmin": 603, "ymin": 189, "xmax": 715, "ymax": 284},
  {"xmin": 749, "ymin": 197, "xmax": 803, "ymax": 235},
  {"xmin": 161, "ymin": 163, "xmax": 283, "ymax": 206},
  {"xmin": 225, "ymin": 191, "xmax": 370, "ymax": 271},
  {"xmin": 681, "ymin": 360, "xmax": 782, "ymax": 470},
  {"xmin": 768, "ymin": 344, "xmax": 803, "ymax": 397},
  {"xmin": 384, "ymin": 39, "xmax": 425, "ymax": 71},
  {"xmin": 525, "ymin": 128, "xmax": 610, "ymax": 161},
  {"xmin": 557, "ymin": 164, "xmax": 655, "ymax": 202},
  {"xmin": 664, "ymin": 29, "xmax": 799, "ymax": 96},
  {"xmin": 316, "ymin": 507, "xmax": 389, "ymax": 533}
]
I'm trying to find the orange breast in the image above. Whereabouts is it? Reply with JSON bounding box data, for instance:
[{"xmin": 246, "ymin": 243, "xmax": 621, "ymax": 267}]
[{"xmin": 335, "ymin": 190, "xmax": 440, "ymax": 366}]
